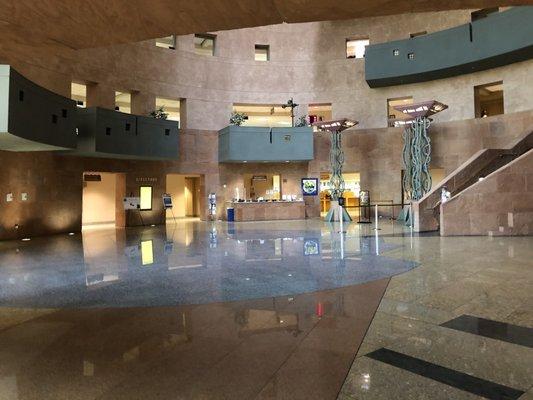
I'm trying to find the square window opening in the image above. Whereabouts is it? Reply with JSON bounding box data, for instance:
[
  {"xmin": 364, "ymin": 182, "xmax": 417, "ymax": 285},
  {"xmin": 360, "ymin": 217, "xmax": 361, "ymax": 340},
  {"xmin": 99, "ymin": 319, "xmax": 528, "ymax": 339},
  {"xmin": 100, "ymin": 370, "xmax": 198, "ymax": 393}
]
[
  {"xmin": 255, "ymin": 45, "xmax": 270, "ymax": 61},
  {"xmin": 474, "ymin": 81, "xmax": 504, "ymax": 118},
  {"xmin": 346, "ymin": 38, "xmax": 369, "ymax": 59},
  {"xmin": 155, "ymin": 35, "xmax": 176, "ymax": 49},
  {"xmin": 194, "ymin": 34, "xmax": 216, "ymax": 56}
]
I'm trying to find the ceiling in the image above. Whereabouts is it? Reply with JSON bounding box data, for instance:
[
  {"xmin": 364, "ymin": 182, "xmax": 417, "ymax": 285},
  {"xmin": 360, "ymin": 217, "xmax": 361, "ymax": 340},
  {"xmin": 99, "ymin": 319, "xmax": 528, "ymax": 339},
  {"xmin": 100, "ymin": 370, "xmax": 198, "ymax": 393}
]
[{"xmin": 0, "ymin": 0, "xmax": 526, "ymax": 49}]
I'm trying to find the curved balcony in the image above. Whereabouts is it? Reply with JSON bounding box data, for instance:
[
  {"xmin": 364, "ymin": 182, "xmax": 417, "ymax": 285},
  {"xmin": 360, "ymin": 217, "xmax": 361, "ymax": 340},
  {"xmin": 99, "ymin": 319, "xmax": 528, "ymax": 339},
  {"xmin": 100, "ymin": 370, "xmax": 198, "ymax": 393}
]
[
  {"xmin": 0, "ymin": 65, "xmax": 77, "ymax": 151},
  {"xmin": 218, "ymin": 126, "xmax": 314, "ymax": 163},
  {"xmin": 76, "ymin": 107, "xmax": 179, "ymax": 160},
  {"xmin": 365, "ymin": 7, "xmax": 533, "ymax": 88}
]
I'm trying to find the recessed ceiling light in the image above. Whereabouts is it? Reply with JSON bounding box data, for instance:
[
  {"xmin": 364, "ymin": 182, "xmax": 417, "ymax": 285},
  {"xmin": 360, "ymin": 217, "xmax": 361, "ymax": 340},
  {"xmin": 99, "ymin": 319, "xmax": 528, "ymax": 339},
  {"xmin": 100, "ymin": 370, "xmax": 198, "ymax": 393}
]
[
  {"xmin": 21, "ymin": 238, "xmax": 31, "ymax": 241},
  {"xmin": 68, "ymin": 232, "xmax": 75, "ymax": 236}
]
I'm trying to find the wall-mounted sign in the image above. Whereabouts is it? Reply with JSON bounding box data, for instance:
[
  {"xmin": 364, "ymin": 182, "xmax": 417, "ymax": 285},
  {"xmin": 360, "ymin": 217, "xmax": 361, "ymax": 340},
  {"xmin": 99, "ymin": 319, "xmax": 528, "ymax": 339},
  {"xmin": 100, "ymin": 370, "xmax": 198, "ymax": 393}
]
[
  {"xmin": 136, "ymin": 177, "xmax": 158, "ymax": 183},
  {"xmin": 301, "ymin": 178, "xmax": 319, "ymax": 196}
]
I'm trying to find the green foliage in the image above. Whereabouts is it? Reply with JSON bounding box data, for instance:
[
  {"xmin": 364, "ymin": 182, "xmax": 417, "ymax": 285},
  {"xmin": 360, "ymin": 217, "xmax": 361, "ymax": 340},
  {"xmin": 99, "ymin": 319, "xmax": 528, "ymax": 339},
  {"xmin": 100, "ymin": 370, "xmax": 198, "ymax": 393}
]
[
  {"xmin": 230, "ymin": 111, "xmax": 247, "ymax": 126},
  {"xmin": 295, "ymin": 115, "xmax": 308, "ymax": 127},
  {"xmin": 150, "ymin": 106, "xmax": 169, "ymax": 120}
]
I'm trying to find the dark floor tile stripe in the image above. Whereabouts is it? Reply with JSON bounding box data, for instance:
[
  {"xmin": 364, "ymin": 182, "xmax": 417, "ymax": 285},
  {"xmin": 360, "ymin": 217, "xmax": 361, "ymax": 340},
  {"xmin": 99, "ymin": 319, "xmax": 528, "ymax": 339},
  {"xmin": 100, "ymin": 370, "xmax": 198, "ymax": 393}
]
[
  {"xmin": 441, "ymin": 315, "xmax": 533, "ymax": 348},
  {"xmin": 366, "ymin": 348, "xmax": 524, "ymax": 400}
]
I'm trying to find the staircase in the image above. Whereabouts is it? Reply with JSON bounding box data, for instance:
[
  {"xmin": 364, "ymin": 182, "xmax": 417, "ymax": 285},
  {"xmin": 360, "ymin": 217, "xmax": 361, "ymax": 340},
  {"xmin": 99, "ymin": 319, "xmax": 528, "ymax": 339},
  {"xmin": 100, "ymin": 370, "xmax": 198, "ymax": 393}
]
[{"xmin": 413, "ymin": 130, "xmax": 533, "ymax": 233}]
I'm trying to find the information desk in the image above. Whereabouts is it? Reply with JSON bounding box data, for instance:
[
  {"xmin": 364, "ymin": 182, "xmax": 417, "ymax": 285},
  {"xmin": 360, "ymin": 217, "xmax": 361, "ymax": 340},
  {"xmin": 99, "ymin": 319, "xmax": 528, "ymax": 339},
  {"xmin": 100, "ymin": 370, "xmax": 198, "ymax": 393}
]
[{"xmin": 229, "ymin": 201, "xmax": 305, "ymax": 221}]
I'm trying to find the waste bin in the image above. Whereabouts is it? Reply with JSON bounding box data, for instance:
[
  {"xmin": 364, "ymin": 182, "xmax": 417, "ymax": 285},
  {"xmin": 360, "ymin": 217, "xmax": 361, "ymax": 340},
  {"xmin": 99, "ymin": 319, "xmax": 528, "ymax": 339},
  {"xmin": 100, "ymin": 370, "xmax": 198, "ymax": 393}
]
[{"xmin": 227, "ymin": 207, "xmax": 235, "ymax": 222}]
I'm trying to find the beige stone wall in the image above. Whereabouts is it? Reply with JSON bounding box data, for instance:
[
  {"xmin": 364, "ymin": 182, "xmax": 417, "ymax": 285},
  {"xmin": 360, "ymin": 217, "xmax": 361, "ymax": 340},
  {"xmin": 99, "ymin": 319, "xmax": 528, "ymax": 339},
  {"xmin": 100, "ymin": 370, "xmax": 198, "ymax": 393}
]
[
  {"xmin": 2, "ymin": 110, "xmax": 530, "ymax": 240},
  {"xmin": 0, "ymin": 10, "xmax": 532, "ymax": 130},
  {"xmin": 0, "ymin": 10, "xmax": 532, "ymax": 238},
  {"xmin": 441, "ymin": 148, "xmax": 533, "ymax": 236}
]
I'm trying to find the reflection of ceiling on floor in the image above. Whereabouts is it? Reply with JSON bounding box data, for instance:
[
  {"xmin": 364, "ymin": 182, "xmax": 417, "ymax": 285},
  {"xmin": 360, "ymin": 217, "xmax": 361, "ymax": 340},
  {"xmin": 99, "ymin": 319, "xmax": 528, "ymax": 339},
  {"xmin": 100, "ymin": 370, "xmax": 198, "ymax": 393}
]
[{"xmin": 0, "ymin": 1, "xmax": 522, "ymax": 49}]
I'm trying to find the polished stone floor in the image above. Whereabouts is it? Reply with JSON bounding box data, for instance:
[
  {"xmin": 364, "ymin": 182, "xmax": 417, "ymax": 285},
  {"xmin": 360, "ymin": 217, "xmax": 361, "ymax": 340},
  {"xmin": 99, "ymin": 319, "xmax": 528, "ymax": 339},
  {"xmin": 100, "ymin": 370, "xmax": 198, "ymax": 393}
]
[
  {"xmin": 0, "ymin": 220, "xmax": 531, "ymax": 399},
  {"xmin": 0, "ymin": 222, "xmax": 416, "ymax": 307}
]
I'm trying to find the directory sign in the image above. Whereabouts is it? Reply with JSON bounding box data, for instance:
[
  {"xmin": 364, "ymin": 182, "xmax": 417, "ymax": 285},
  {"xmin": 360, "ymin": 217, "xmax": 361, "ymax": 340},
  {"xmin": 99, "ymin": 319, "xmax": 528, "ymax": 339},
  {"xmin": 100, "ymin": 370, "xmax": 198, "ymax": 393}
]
[{"xmin": 123, "ymin": 197, "xmax": 140, "ymax": 210}]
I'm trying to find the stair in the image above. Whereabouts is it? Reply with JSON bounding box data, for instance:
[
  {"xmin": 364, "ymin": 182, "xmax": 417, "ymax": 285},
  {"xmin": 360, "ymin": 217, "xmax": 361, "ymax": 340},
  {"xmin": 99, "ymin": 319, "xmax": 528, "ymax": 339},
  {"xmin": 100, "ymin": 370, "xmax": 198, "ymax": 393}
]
[{"xmin": 413, "ymin": 130, "xmax": 533, "ymax": 233}]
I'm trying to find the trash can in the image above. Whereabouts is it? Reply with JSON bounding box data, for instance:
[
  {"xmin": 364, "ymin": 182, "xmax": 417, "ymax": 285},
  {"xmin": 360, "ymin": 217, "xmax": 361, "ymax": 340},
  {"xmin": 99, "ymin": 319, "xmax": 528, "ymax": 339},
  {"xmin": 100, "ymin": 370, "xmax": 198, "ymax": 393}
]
[{"xmin": 227, "ymin": 207, "xmax": 235, "ymax": 222}]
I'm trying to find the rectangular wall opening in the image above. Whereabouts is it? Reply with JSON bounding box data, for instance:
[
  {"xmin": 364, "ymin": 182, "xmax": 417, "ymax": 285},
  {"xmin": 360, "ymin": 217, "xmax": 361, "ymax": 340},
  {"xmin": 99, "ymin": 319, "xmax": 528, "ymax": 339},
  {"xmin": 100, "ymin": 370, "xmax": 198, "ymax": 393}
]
[
  {"xmin": 387, "ymin": 97, "xmax": 413, "ymax": 127},
  {"xmin": 156, "ymin": 97, "xmax": 180, "ymax": 122},
  {"xmin": 346, "ymin": 38, "xmax": 369, "ymax": 59},
  {"xmin": 115, "ymin": 91, "xmax": 131, "ymax": 113},
  {"xmin": 155, "ymin": 35, "xmax": 176, "ymax": 49},
  {"xmin": 82, "ymin": 172, "xmax": 120, "ymax": 228},
  {"xmin": 320, "ymin": 172, "xmax": 361, "ymax": 218},
  {"xmin": 255, "ymin": 44, "xmax": 270, "ymax": 61},
  {"xmin": 166, "ymin": 174, "xmax": 201, "ymax": 221},
  {"xmin": 474, "ymin": 81, "xmax": 504, "ymax": 118},
  {"xmin": 410, "ymin": 31, "xmax": 427, "ymax": 38},
  {"xmin": 471, "ymin": 8, "xmax": 499, "ymax": 21},
  {"xmin": 71, "ymin": 82, "xmax": 87, "ymax": 108},
  {"xmin": 308, "ymin": 103, "xmax": 332, "ymax": 130},
  {"xmin": 243, "ymin": 173, "xmax": 281, "ymax": 201},
  {"xmin": 233, "ymin": 104, "xmax": 292, "ymax": 127},
  {"xmin": 194, "ymin": 34, "xmax": 216, "ymax": 56}
]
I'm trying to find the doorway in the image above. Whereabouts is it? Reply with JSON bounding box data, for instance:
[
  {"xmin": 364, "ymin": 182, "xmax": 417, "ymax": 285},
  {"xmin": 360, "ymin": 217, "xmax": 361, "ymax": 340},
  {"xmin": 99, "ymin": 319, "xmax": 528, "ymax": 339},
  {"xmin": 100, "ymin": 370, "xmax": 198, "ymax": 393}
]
[
  {"xmin": 319, "ymin": 172, "xmax": 360, "ymax": 218},
  {"xmin": 166, "ymin": 174, "xmax": 201, "ymax": 220},
  {"xmin": 82, "ymin": 172, "xmax": 125, "ymax": 228}
]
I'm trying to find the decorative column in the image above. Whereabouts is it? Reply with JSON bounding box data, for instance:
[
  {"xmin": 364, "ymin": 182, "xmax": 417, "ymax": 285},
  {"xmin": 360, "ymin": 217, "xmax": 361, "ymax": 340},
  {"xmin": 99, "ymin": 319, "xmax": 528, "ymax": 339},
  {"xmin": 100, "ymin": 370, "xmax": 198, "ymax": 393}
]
[
  {"xmin": 312, "ymin": 119, "xmax": 358, "ymax": 222},
  {"xmin": 394, "ymin": 101, "xmax": 448, "ymax": 201}
]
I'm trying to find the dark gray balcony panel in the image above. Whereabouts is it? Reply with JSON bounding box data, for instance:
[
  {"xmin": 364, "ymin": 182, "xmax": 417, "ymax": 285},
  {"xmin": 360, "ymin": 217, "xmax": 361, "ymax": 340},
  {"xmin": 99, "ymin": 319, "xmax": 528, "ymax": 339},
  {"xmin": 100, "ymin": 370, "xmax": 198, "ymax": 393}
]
[
  {"xmin": 365, "ymin": 7, "xmax": 533, "ymax": 88},
  {"xmin": 76, "ymin": 107, "xmax": 179, "ymax": 160},
  {"xmin": 0, "ymin": 65, "xmax": 77, "ymax": 151},
  {"xmin": 218, "ymin": 126, "xmax": 313, "ymax": 163}
]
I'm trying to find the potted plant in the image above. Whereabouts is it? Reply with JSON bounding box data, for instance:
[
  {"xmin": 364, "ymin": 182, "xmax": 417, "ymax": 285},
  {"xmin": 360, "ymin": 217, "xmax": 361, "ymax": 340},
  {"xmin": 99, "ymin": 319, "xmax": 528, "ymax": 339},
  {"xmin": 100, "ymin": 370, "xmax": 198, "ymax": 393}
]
[
  {"xmin": 150, "ymin": 106, "xmax": 169, "ymax": 120},
  {"xmin": 230, "ymin": 111, "xmax": 247, "ymax": 126}
]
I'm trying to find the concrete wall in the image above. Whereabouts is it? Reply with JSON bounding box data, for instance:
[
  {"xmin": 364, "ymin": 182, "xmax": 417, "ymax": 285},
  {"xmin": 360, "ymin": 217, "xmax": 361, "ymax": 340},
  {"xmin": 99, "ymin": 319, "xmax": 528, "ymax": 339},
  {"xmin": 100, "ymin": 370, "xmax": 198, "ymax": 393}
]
[{"xmin": 441, "ymin": 148, "xmax": 533, "ymax": 236}]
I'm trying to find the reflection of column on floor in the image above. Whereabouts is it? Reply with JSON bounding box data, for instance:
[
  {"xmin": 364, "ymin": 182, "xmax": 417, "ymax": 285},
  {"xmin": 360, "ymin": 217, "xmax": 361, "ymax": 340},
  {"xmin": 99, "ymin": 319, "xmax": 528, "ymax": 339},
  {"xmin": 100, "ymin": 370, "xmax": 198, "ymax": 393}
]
[{"xmin": 115, "ymin": 173, "xmax": 126, "ymax": 227}]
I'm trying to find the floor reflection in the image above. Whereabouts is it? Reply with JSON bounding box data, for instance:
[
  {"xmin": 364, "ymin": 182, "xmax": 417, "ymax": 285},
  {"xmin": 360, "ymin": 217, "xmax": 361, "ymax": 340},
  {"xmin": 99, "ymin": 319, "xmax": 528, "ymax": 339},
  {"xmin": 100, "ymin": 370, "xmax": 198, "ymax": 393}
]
[
  {"xmin": 0, "ymin": 221, "xmax": 417, "ymax": 308},
  {"xmin": 0, "ymin": 279, "xmax": 389, "ymax": 400}
]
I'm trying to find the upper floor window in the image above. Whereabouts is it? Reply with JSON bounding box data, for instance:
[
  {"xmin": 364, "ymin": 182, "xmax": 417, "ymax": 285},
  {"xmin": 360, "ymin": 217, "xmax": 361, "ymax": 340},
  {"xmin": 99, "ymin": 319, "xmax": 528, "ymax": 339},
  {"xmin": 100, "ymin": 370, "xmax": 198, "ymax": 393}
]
[
  {"xmin": 387, "ymin": 97, "xmax": 413, "ymax": 127},
  {"xmin": 409, "ymin": 31, "xmax": 427, "ymax": 38},
  {"xmin": 346, "ymin": 38, "xmax": 369, "ymax": 59},
  {"xmin": 71, "ymin": 82, "xmax": 87, "ymax": 108},
  {"xmin": 155, "ymin": 97, "xmax": 181, "ymax": 122},
  {"xmin": 194, "ymin": 34, "xmax": 216, "ymax": 56},
  {"xmin": 308, "ymin": 103, "xmax": 332, "ymax": 131},
  {"xmin": 115, "ymin": 91, "xmax": 131, "ymax": 114},
  {"xmin": 255, "ymin": 44, "xmax": 270, "ymax": 61},
  {"xmin": 232, "ymin": 104, "xmax": 291, "ymax": 128},
  {"xmin": 155, "ymin": 35, "xmax": 176, "ymax": 49},
  {"xmin": 471, "ymin": 7, "xmax": 499, "ymax": 22},
  {"xmin": 474, "ymin": 81, "xmax": 504, "ymax": 118}
]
